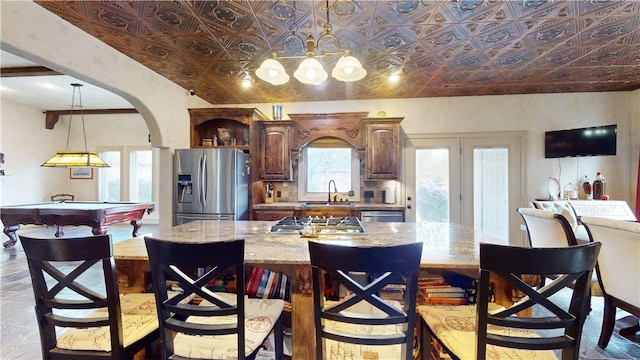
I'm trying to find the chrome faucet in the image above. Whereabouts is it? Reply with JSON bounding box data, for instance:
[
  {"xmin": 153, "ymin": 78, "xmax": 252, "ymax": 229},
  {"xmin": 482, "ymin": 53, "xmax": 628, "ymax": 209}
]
[{"xmin": 328, "ymin": 179, "xmax": 337, "ymax": 202}]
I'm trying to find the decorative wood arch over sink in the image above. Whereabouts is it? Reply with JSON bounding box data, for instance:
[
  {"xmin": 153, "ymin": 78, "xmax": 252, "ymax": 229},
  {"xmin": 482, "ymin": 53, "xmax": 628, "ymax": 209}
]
[
  {"xmin": 285, "ymin": 112, "xmax": 404, "ymax": 180},
  {"xmin": 287, "ymin": 112, "xmax": 369, "ymax": 152}
]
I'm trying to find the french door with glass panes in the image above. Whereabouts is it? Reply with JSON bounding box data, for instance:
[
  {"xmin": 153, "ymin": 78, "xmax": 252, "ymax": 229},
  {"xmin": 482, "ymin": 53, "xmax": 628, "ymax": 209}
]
[{"xmin": 403, "ymin": 132, "xmax": 527, "ymax": 246}]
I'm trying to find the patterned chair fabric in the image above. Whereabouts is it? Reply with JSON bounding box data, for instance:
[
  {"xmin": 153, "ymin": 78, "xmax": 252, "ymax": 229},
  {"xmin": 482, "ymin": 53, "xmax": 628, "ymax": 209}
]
[
  {"xmin": 19, "ymin": 234, "xmax": 159, "ymax": 359},
  {"xmin": 308, "ymin": 241, "xmax": 423, "ymax": 360},
  {"xmin": 419, "ymin": 242, "xmax": 601, "ymax": 360},
  {"xmin": 144, "ymin": 237, "xmax": 284, "ymax": 360}
]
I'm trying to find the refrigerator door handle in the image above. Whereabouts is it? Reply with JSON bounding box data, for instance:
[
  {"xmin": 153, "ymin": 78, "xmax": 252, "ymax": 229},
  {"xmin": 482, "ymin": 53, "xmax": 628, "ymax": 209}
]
[{"xmin": 200, "ymin": 153, "xmax": 207, "ymax": 208}]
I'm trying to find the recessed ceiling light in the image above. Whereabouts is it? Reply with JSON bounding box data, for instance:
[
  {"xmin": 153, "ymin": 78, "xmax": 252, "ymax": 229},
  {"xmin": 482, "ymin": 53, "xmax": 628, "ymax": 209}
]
[
  {"xmin": 241, "ymin": 78, "xmax": 253, "ymax": 88},
  {"xmin": 388, "ymin": 74, "xmax": 400, "ymax": 82}
]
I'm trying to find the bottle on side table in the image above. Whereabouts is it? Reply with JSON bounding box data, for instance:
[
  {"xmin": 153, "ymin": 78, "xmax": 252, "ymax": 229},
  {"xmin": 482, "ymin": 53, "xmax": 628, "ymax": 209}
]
[{"xmin": 593, "ymin": 172, "xmax": 606, "ymax": 200}]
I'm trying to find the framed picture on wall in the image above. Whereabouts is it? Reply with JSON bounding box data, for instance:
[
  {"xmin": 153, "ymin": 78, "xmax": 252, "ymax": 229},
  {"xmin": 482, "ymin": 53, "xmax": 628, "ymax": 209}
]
[{"xmin": 69, "ymin": 168, "xmax": 93, "ymax": 179}]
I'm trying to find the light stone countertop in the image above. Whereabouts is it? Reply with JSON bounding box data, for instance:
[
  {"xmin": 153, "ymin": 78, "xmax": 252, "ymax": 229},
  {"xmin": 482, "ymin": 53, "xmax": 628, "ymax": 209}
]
[{"xmin": 114, "ymin": 220, "xmax": 506, "ymax": 271}]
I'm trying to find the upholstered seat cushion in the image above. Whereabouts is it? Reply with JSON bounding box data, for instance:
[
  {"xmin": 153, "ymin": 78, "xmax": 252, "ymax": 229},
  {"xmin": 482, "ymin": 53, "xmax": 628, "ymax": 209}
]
[
  {"xmin": 319, "ymin": 299, "xmax": 411, "ymax": 360},
  {"xmin": 56, "ymin": 293, "xmax": 158, "ymax": 351},
  {"xmin": 531, "ymin": 201, "xmax": 590, "ymax": 242},
  {"xmin": 173, "ymin": 293, "xmax": 284, "ymax": 359},
  {"xmin": 418, "ymin": 304, "xmax": 558, "ymax": 360}
]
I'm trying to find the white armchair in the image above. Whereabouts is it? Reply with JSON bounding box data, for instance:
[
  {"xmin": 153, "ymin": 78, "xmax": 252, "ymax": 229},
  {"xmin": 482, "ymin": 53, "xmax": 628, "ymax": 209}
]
[
  {"xmin": 530, "ymin": 200, "xmax": 588, "ymax": 242},
  {"xmin": 517, "ymin": 207, "xmax": 602, "ymax": 299},
  {"xmin": 532, "ymin": 200, "xmax": 637, "ymax": 243},
  {"xmin": 517, "ymin": 207, "xmax": 578, "ymax": 247},
  {"xmin": 581, "ymin": 216, "xmax": 640, "ymax": 349}
]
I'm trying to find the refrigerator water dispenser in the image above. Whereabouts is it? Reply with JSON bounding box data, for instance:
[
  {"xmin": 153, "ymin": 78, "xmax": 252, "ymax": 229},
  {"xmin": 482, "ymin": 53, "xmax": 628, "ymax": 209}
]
[{"xmin": 177, "ymin": 173, "xmax": 193, "ymax": 203}]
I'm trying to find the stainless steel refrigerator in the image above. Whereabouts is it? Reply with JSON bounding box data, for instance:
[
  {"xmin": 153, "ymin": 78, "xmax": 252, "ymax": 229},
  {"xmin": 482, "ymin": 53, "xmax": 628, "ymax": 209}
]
[{"xmin": 174, "ymin": 148, "xmax": 249, "ymax": 225}]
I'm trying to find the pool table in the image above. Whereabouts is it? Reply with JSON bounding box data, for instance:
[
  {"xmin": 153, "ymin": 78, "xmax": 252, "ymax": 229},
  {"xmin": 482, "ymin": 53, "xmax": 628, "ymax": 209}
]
[{"xmin": 1, "ymin": 201, "xmax": 155, "ymax": 248}]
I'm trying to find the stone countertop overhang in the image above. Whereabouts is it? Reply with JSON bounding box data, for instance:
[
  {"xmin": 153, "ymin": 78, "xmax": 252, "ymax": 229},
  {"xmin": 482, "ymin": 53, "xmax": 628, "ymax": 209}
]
[{"xmin": 115, "ymin": 220, "xmax": 503, "ymax": 272}]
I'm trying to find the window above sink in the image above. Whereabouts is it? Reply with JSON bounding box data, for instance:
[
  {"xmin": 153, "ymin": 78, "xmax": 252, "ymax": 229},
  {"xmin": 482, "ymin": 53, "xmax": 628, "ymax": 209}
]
[{"xmin": 297, "ymin": 137, "xmax": 360, "ymax": 202}]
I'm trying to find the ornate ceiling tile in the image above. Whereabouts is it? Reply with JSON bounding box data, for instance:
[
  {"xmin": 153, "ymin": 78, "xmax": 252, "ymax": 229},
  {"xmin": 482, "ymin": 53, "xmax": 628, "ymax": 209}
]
[
  {"xmin": 491, "ymin": 49, "xmax": 537, "ymax": 70},
  {"xmin": 530, "ymin": 47, "xmax": 582, "ymax": 68},
  {"xmin": 27, "ymin": 0, "xmax": 640, "ymax": 104}
]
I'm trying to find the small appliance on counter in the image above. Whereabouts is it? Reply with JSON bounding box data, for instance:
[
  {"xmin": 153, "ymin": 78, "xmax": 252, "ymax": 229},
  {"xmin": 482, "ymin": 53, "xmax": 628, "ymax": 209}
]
[
  {"xmin": 265, "ymin": 183, "xmax": 274, "ymax": 203},
  {"xmin": 384, "ymin": 184, "xmax": 395, "ymax": 204}
]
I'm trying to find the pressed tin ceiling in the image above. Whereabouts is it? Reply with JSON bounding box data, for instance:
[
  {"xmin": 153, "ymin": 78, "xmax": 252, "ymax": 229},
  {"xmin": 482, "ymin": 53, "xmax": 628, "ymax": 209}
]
[{"xmin": 34, "ymin": 0, "xmax": 640, "ymax": 105}]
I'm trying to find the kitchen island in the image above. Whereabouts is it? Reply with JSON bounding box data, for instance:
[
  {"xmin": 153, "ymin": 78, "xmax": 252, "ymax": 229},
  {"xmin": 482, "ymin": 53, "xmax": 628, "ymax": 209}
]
[{"xmin": 114, "ymin": 220, "xmax": 509, "ymax": 359}]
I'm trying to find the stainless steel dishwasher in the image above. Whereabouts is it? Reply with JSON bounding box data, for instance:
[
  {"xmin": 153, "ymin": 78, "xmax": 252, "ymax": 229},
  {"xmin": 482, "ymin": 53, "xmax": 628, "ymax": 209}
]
[{"xmin": 359, "ymin": 210, "xmax": 404, "ymax": 222}]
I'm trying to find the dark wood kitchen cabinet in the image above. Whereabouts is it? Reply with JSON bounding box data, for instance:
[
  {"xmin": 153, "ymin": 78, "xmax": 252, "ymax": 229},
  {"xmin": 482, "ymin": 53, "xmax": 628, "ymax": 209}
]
[
  {"xmin": 256, "ymin": 120, "xmax": 294, "ymax": 181},
  {"xmin": 363, "ymin": 117, "xmax": 402, "ymax": 180},
  {"xmin": 254, "ymin": 209, "xmax": 295, "ymax": 221},
  {"xmin": 295, "ymin": 207, "xmax": 359, "ymax": 218}
]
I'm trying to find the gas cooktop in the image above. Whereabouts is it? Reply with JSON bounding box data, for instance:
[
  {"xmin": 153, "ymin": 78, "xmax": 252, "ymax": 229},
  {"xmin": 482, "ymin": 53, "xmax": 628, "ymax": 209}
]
[{"xmin": 269, "ymin": 216, "xmax": 365, "ymax": 235}]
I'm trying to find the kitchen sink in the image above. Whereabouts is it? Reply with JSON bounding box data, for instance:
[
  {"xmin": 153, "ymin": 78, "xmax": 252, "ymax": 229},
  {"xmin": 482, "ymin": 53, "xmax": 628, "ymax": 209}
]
[{"xmin": 302, "ymin": 202, "xmax": 355, "ymax": 207}]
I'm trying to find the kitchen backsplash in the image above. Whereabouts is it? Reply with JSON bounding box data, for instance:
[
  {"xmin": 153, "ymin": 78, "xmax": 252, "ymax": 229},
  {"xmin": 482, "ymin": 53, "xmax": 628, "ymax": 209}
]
[{"xmin": 269, "ymin": 181, "xmax": 395, "ymax": 204}]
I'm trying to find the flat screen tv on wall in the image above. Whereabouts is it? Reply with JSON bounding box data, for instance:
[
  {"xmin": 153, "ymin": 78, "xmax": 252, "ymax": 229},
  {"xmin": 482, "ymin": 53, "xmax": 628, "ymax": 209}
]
[{"xmin": 544, "ymin": 124, "xmax": 617, "ymax": 159}]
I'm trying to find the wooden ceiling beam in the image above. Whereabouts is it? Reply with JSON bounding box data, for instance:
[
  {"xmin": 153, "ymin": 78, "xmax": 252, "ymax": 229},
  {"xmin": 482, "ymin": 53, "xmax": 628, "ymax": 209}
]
[
  {"xmin": 1, "ymin": 66, "xmax": 62, "ymax": 77},
  {"xmin": 45, "ymin": 108, "xmax": 139, "ymax": 129}
]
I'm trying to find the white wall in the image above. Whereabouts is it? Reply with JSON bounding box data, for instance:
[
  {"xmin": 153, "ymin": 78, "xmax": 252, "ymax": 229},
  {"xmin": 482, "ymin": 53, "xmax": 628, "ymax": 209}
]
[
  {"xmin": 0, "ymin": 100, "xmax": 68, "ymax": 204},
  {"xmin": 0, "ymin": 100, "xmax": 152, "ymax": 206}
]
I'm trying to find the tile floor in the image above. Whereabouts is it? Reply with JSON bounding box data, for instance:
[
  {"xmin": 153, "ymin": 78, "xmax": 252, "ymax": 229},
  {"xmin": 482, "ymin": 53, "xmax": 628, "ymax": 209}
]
[{"xmin": 1, "ymin": 223, "xmax": 639, "ymax": 359}]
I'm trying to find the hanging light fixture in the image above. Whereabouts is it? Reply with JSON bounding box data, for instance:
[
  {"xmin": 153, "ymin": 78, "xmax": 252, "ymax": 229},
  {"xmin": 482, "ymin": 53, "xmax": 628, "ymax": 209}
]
[
  {"xmin": 293, "ymin": 35, "xmax": 329, "ymax": 85},
  {"xmin": 332, "ymin": 50, "xmax": 367, "ymax": 82},
  {"xmin": 255, "ymin": 55, "xmax": 290, "ymax": 85},
  {"xmin": 255, "ymin": 0, "xmax": 365, "ymax": 86},
  {"xmin": 41, "ymin": 83, "xmax": 110, "ymax": 168}
]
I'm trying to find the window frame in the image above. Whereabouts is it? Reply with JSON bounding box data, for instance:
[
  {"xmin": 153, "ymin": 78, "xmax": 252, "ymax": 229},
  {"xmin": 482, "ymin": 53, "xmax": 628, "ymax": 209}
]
[
  {"xmin": 128, "ymin": 147, "xmax": 154, "ymax": 203},
  {"xmin": 97, "ymin": 145, "xmax": 154, "ymax": 203},
  {"xmin": 97, "ymin": 146, "xmax": 123, "ymax": 202},
  {"xmin": 297, "ymin": 138, "xmax": 361, "ymax": 202}
]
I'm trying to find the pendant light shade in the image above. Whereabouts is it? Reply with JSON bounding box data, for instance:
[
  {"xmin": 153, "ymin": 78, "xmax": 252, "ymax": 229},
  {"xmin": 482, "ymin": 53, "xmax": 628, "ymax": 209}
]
[
  {"xmin": 294, "ymin": 57, "xmax": 328, "ymax": 85},
  {"xmin": 41, "ymin": 151, "xmax": 110, "ymax": 168},
  {"xmin": 332, "ymin": 53, "xmax": 367, "ymax": 82},
  {"xmin": 41, "ymin": 83, "xmax": 110, "ymax": 168},
  {"xmin": 255, "ymin": 58, "xmax": 290, "ymax": 85}
]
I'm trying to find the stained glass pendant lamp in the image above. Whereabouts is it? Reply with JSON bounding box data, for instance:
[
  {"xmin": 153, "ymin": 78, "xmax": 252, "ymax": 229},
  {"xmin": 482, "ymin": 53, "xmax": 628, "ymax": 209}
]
[{"xmin": 41, "ymin": 83, "xmax": 110, "ymax": 168}]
